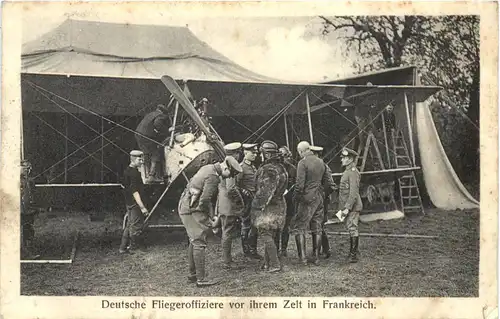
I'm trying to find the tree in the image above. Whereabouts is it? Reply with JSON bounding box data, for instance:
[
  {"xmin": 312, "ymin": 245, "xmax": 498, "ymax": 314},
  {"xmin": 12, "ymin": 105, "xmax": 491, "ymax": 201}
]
[{"xmin": 320, "ymin": 15, "xmax": 480, "ymax": 187}]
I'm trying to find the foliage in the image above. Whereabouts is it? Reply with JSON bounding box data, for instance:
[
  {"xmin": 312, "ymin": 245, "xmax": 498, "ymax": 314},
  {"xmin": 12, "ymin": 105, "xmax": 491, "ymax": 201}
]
[{"xmin": 320, "ymin": 15, "xmax": 480, "ymax": 184}]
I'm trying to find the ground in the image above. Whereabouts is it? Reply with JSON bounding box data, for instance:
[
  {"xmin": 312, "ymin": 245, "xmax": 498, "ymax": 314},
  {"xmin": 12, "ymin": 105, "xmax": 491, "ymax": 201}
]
[{"xmin": 21, "ymin": 208, "xmax": 479, "ymax": 297}]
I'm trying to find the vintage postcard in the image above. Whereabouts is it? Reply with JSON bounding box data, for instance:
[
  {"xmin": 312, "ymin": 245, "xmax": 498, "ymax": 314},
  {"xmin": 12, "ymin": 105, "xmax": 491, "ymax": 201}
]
[{"xmin": 1, "ymin": 1, "xmax": 498, "ymax": 319}]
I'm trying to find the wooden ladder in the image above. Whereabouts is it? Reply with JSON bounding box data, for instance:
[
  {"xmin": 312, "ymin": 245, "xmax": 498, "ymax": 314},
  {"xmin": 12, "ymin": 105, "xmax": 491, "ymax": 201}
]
[{"xmin": 391, "ymin": 129, "xmax": 424, "ymax": 215}]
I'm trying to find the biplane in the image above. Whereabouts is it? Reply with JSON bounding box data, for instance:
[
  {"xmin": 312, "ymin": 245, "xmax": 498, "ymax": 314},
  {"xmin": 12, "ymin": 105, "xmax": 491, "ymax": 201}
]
[{"xmin": 21, "ymin": 20, "xmax": 443, "ymax": 229}]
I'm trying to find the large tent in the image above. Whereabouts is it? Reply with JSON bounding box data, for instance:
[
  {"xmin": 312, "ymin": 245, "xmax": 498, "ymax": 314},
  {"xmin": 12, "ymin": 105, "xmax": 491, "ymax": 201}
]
[{"xmin": 21, "ymin": 19, "xmax": 478, "ymax": 212}]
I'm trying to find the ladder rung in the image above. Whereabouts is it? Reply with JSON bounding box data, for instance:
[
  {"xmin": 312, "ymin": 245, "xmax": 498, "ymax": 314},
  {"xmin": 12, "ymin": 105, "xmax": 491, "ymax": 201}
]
[
  {"xmin": 403, "ymin": 195, "xmax": 420, "ymax": 199},
  {"xmin": 403, "ymin": 205, "xmax": 422, "ymax": 210},
  {"xmin": 400, "ymin": 185, "xmax": 416, "ymax": 189}
]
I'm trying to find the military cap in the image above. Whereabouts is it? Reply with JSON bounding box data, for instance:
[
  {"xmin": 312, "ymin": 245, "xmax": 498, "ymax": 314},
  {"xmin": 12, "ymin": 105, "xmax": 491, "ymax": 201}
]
[
  {"xmin": 310, "ymin": 145, "xmax": 324, "ymax": 153},
  {"xmin": 130, "ymin": 150, "xmax": 144, "ymax": 157},
  {"xmin": 224, "ymin": 156, "xmax": 243, "ymax": 173},
  {"xmin": 340, "ymin": 147, "xmax": 358, "ymax": 158},
  {"xmin": 224, "ymin": 142, "xmax": 242, "ymax": 153},
  {"xmin": 242, "ymin": 143, "xmax": 258, "ymax": 151}
]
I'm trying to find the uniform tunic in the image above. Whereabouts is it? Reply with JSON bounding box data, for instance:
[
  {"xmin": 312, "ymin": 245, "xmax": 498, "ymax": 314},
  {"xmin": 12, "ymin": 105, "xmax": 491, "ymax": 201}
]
[
  {"xmin": 178, "ymin": 164, "xmax": 221, "ymax": 247},
  {"xmin": 338, "ymin": 162, "xmax": 362, "ymax": 236},
  {"xmin": 289, "ymin": 151, "xmax": 326, "ymax": 235},
  {"xmin": 135, "ymin": 109, "xmax": 170, "ymax": 157},
  {"xmin": 217, "ymin": 176, "xmax": 245, "ymax": 242},
  {"xmin": 237, "ymin": 160, "xmax": 257, "ymax": 232}
]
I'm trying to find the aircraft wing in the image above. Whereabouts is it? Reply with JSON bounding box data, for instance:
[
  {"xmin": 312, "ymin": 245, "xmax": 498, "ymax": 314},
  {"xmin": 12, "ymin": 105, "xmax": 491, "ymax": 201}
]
[
  {"xmin": 308, "ymin": 85, "xmax": 442, "ymax": 114},
  {"xmin": 161, "ymin": 75, "xmax": 226, "ymax": 160},
  {"xmin": 332, "ymin": 167, "xmax": 421, "ymax": 185}
]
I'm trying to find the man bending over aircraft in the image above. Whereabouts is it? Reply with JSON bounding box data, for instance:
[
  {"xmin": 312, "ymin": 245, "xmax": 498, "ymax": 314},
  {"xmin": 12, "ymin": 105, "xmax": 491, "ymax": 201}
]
[{"xmin": 178, "ymin": 156, "xmax": 242, "ymax": 287}]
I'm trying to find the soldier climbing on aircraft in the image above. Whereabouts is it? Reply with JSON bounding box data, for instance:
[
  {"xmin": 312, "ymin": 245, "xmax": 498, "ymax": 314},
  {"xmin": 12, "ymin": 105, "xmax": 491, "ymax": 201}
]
[{"xmin": 135, "ymin": 104, "xmax": 172, "ymax": 182}]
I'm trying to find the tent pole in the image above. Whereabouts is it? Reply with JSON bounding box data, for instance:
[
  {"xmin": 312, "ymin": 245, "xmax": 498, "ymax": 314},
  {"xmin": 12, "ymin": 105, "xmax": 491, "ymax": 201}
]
[
  {"xmin": 101, "ymin": 117, "xmax": 104, "ymax": 182},
  {"xmin": 64, "ymin": 113, "xmax": 68, "ymax": 183},
  {"xmin": 381, "ymin": 111, "xmax": 391, "ymax": 168},
  {"xmin": 284, "ymin": 114, "xmax": 290, "ymax": 149},
  {"xmin": 404, "ymin": 92, "xmax": 416, "ymax": 165},
  {"xmin": 20, "ymin": 110, "xmax": 24, "ymax": 161},
  {"xmin": 305, "ymin": 92, "xmax": 314, "ymax": 145}
]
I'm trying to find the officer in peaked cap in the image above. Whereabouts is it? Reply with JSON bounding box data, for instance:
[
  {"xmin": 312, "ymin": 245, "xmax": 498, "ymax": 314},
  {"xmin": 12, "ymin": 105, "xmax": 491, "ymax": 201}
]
[
  {"xmin": 310, "ymin": 145, "xmax": 337, "ymax": 259},
  {"xmin": 341, "ymin": 147, "xmax": 359, "ymax": 158},
  {"xmin": 338, "ymin": 147, "xmax": 363, "ymax": 263},
  {"xmin": 224, "ymin": 142, "xmax": 243, "ymax": 162},
  {"xmin": 237, "ymin": 143, "xmax": 261, "ymax": 259},
  {"xmin": 216, "ymin": 151, "xmax": 244, "ymax": 270}
]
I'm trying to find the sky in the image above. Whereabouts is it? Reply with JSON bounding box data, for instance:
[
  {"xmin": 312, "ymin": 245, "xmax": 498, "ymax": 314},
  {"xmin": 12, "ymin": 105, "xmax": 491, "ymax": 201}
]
[{"xmin": 21, "ymin": 7, "xmax": 359, "ymax": 82}]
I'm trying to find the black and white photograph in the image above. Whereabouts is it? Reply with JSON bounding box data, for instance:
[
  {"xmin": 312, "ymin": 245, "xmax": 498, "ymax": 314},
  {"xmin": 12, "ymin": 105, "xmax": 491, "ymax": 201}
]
[{"xmin": 1, "ymin": 2, "xmax": 498, "ymax": 319}]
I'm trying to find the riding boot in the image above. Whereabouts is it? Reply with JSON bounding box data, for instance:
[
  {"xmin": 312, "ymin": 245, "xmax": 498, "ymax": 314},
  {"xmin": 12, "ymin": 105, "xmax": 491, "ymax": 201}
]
[
  {"xmin": 248, "ymin": 228, "xmax": 262, "ymax": 259},
  {"xmin": 187, "ymin": 243, "xmax": 197, "ymax": 283},
  {"xmin": 311, "ymin": 233, "xmax": 317, "ymax": 258},
  {"xmin": 266, "ymin": 236, "xmax": 281, "ymax": 273},
  {"xmin": 222, "ymin": 236, "xmax": 233, "ymax": 269},
  {"xmin": 297, "ymin": 234, "xmax": 308, "ymax": 265},
  {"xmin": 261, "ymin": 246, "xmax": 270, "ymax": 271},
  {"xmin": 347, "ymin": 236, "xmax": 354, "ymax": 261},
  {"xmin": 280, "ymin": 229, "xmax": 289, "ymax": 257},
  {"xmin": 349, "ymin": 236, "xmax": 359, "ymax": 263},
  {"xmin": 241, "ymin": 231, "xmax": 250, "ymax": 257},
  {"xmin": 313, "ymin": 234, "xmax": 321, "ymax": 266},
  {"xmin": 193, "ymin": 246, "xmax": 219, "ymax": 287},
  {"xmin": 294, "ymin": 235, "xmax": 302, "ymax": 259},
  {"xmin": 273, "ymin": 230, "xmax": 280, "ymax": 254},
  {"xmin": 119, "ymin": 228, "xmax": 131, "ymax": 254},
  {"xmin": 321, "ymin": 231, "xmax": 331, "ymax": 258}
]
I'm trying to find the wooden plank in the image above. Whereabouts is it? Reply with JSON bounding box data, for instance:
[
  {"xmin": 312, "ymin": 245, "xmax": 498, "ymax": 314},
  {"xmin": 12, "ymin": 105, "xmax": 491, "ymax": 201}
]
[{"xmin": 325, "ymin": 231, "xmax": 437, "ymax": 239}]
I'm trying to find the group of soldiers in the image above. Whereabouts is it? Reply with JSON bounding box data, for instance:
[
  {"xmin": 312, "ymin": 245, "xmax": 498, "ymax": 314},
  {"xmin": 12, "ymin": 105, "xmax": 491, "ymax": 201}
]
[{"xmin": 120, "ymin": 137, "xmax": 362, "ymax": 288}]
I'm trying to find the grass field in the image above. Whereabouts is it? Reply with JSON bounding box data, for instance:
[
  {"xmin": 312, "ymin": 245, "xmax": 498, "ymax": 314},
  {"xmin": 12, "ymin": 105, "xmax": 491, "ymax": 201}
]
[{"xmin": 21, "ymin": 208, "xmax": 479, "ymax": 297}]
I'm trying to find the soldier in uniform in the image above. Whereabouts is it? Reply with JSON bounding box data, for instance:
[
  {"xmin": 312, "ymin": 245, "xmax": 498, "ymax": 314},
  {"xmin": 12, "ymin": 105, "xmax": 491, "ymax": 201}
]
[
  {"xmin": 310, "ymin": 146, "xmax": 337, "ymax": 259},
  {"xmin": 20, "ymin": 160, "xmax": 40, "ymax": 259},
  {"xmin": 179, "ymin": 156, "xmax": 242, "ymax": 287},
  {"xmin": 218, "ymin": 142, "xmax": 246, "ymax": 269},
  {"xmin": 251, "ymin": 140, "xmax": 288, "ymax": 273},
  {"xmin": 338, "ymin": 148, "xmax": 363, "ymax": 263},
  {"xmin": 119, "ymin": 150, "xmax": 149, "ymax": 254},
  {"xmin": 276, "ymin": 146, "xmax": 296, "ymax": 257},
  {"xmin": 237, "ymin": 143, "xmax": 262, "ymax": 259},
  {"xmin": 135, "ymin": 104, "xmax": 171, "ymax": 182},
  {"xmin": 289, "ymin": 141, "xmax": 328, "ymax": 266}
]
